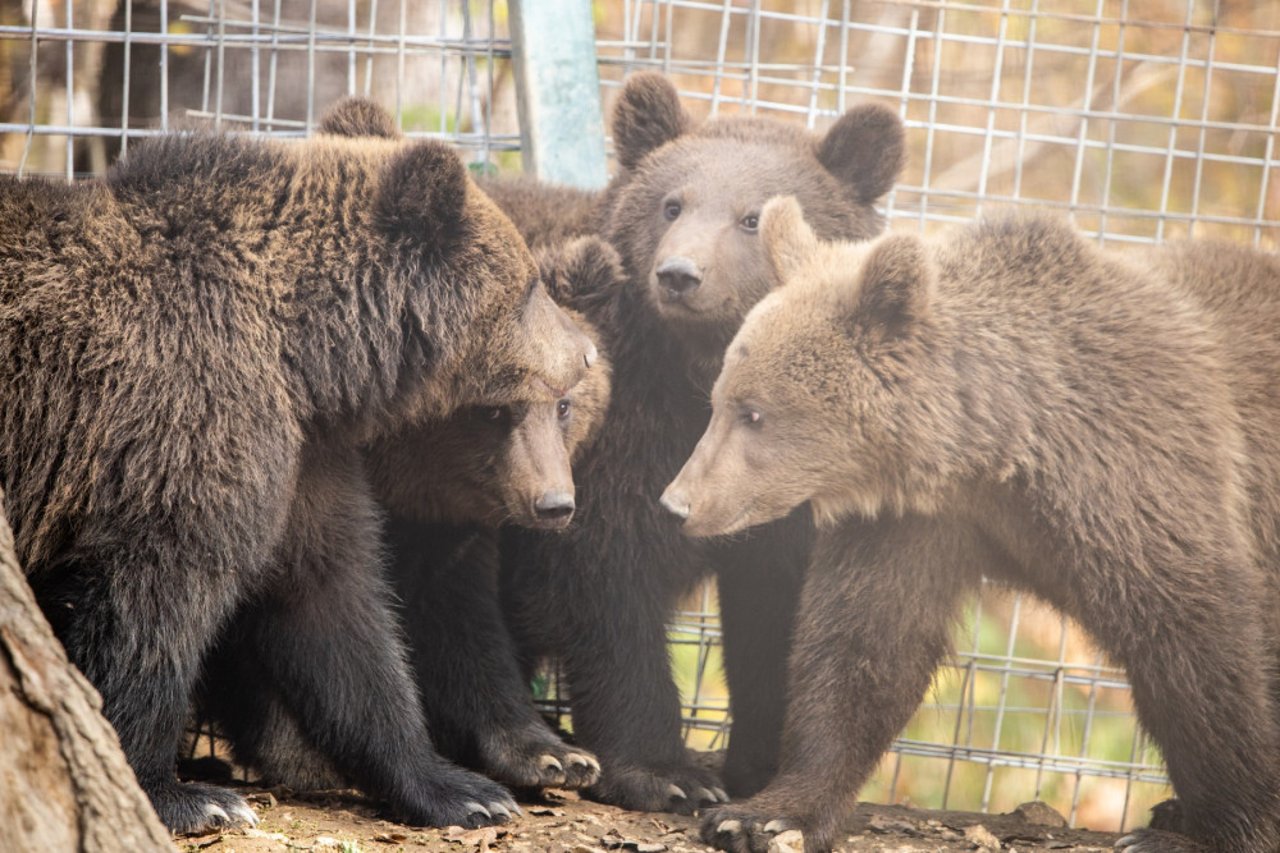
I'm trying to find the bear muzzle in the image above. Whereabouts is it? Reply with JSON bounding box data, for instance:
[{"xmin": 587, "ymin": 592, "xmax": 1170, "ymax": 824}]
[{"xmin": 654, "ymin": 256, "xmax": 703, "ymax": 302}]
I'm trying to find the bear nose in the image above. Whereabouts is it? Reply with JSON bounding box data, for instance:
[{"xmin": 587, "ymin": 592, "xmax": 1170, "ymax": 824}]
[
  {"xmin": 535, "ymin": 491, "xmax": 575, "ymax": 522},
  {"xmin": 656, "ymin": 257, "xmax": 702, "ymax": 299},
  {"xmin": 659, "ymin": 489, "xmax": 691, "ymax": 521}
]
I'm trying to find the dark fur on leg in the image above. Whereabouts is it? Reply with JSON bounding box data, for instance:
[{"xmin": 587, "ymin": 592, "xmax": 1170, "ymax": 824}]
[
  {"xmin": 714, "ymin": 508, "xmax": 809, "ymax": 798},
  {"xmin": 389, "ymin": 517, "xmax": 600, "ymax": 790},
  {"xmin": 205, "ymin": 440, "xmax": 517, "ymax": 827}
]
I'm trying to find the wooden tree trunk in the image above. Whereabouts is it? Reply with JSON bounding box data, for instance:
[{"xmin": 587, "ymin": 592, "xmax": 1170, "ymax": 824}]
[{"xmin": 0, "ymin": 489, "xmax": 173, "ymax": 852}]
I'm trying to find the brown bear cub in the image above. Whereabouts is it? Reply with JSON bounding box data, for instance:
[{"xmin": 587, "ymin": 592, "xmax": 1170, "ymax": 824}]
[
  {"xmin": 0, "ymin": 100, "xmax": 595, "ymax": 834},
  {"xmin": 495, "ymin": 72, "xmax": 906, "ymax": 812},
  {"xmin": 374, "ymin": 239, "xmax": 617, "ymax": 792},
  {"xmin": 204, "ymin": 236, "xmax": 617, "ymax": 794},
  {"xmin": 663, "ymin": 197, "xmax": 1280, "ymax": 853}
]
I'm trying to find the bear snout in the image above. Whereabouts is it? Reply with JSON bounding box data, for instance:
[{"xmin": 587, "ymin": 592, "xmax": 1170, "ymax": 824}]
[
  {"xmin": 655, "ymin": 256, "xmax": 703, "ymax": 301},
  {"xmin": 659, "ymin": 487, "xmax": 691, "ymax": 521},
  {"xmin": 533, "ymin": 490, "xmax": 576, "ymax": 528}
]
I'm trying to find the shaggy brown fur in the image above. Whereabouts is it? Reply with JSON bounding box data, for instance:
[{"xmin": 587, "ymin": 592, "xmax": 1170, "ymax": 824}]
[
  {"xmin": 663, "ymin": 199, "xmax": 1280, "ymax": 853},
  {"xmin": 320, "ymin": 97, "xmax": 603, "ymax": 252},
  {"xmin": 1, "ymin": 101, "xmax": 594, "ymax": 834},
  {"xmin": 496, "ymin": 72, "xmax": 907, "ymax": 813},
  {"xmin": 476, "ymin": 174, "xmax": 603, "ymax": 250}
]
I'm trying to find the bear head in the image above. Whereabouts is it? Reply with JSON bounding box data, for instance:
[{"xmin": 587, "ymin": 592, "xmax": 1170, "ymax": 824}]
[
  {"xmin": 604, "ymin": 73, "xmax": 906, "ymax": 368},
  {"xmin": 316, "ymin": 97, "xmax": 599, "ymax": 427},
  {"xmin": 367, "ymin": 236, "xmax": 618, "ymax": 530},
  {"xmin": 662, "ymin": 197, "xmax": 956, "ymax": 536}
]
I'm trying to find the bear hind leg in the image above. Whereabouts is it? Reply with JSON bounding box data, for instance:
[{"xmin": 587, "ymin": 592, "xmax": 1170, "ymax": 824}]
[{"xmin": 1074, "ymin": 555, "xmax": 1280, "ymax": 853}]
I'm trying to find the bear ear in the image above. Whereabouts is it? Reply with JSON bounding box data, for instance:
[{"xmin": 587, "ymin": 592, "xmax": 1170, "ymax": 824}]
[
  {"xmin": 375, "ymin": 141, "xmax": 469, "ymax": 243},
  {"xmin": 818, "ymin": 103, "xmax": 905, "ymax": 204},
  {"xmin": 319, "ymin": 96, "xmax": 401, "ymax": 139},
  {"xmin": 760, "ymin": 196, "xmax": 819, "ymax": 285},
  {"xmin": 536, "ymin": 236, "xmax": 625, "ymax": 306},
  {"xmin": 611, "ymin": 72, "xmax": 691, "ymax": 170},
  {"xmin": 847, "ymin": 233, "xmax": 933, "ymax": 342}
]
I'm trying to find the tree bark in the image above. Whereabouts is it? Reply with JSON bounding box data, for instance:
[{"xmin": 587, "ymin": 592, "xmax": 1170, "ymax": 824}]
[{"xmin": 0, "ymin": 488, "xmax": 173, "ymax": 852}]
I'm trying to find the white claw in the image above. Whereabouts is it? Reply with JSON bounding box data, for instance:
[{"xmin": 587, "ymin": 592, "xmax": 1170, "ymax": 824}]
[
  {"xmin": 763, "ymin": 819, "xmax": 787, "ymax": 834},
  {"xmin": 507, "ymin": 801, "xmax": 524, "ymax": 817},
  {"xmin": 203, "ymin": 803, "xmax": 230, "ymax": 823},
  {"xmin": 1114, "ymin": 835, "xmax": 1139, "ymax": 850},
  {"xmin": 565, "ymin": 752, "xmax": 596, "ymax": 770},
  {"xmin": 464, "ymin": 801, "xmax": 491, "ymax": 819},
  {"xmin": 229, "ymin": 803, "xmax": 259, "ymax": 827},
  {"xmin": 538, "ymin": 754, "xmax": 565, "ymax": 772},
  {"xmin": 667, "ymin": 783, "xmax": 687, "ymax": 801},
  {"xmin": 717, "ymin": 819, "xmax": 743, "ymax": 835},
  {"xmin": 712, "ymin": 787, "xmax": 730, "ymax": 803},
  {"xmin": 694, "ymin": 786, "xmax": 716, "ymax": 803},
  {"xmin": 490, "ymin": 803, "xmax": 511, "ymax": 820}
]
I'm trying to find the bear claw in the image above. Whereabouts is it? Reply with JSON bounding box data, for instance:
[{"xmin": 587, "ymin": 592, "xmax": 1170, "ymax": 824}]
[{"xmin": 717, "ymin": 819, "xmax": 743, "ymax": 835}]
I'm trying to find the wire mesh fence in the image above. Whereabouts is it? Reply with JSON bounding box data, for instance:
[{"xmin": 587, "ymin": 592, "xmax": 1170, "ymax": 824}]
[{"xmin": 5, "ymin": 0, "xmax": 1277, "ymax": 835}]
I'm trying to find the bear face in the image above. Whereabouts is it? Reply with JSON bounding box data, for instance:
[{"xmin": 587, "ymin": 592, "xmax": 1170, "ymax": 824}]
[
  {"xmin": 663, "ymin": 196, "xmax": 951, "ymax": 536},
  {"xmin": 366, "ymin": 237, "xmax": 617, "ymax": 530},
  {"xmin": 604, "ymin": 73, "xmax": 905, "ymax": 364}
]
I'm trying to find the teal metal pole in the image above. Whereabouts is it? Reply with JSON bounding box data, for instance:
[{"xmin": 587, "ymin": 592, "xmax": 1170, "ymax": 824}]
[{"xmin": 510, "ymin": 0, "xmax": 609, "ymax": 189}]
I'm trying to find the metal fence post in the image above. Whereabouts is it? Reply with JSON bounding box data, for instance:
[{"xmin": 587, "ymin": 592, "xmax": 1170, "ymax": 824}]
[{"xmin": 509, "ymin": 0, "xmax": 608, "ymax": 189}]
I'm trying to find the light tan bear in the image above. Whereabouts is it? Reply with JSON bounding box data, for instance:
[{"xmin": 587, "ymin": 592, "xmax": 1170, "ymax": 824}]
[{"xmin": 662, "ymin": 198, "xmax": 1280, "ymax": 853}]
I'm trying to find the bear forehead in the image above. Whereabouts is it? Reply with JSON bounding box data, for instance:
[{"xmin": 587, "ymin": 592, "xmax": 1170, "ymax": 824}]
[{"xmin": 644, "ymin": 137, "xmax": 826, "ymax": 194}]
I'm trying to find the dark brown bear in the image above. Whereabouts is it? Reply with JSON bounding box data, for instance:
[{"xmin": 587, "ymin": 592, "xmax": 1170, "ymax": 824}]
[
  {"xmin": 496, "ymin": 72, "xmax": 907, "ymax": 811},
  {"xmin": 0, "ymin": 102, "xmax": 595, "ymax": 834},
  {"xmin": 204, "ymin": 236, "xmax": 618, "ymax": 794},
  {"xmin": 663, "ymin": 198, "xmax": 1280, "ymax": 853}
]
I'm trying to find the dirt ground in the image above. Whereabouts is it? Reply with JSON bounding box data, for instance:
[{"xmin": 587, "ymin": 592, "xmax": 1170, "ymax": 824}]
[{"xmin": 178, "ymin": 785, "xmax": 1125, "ymax": 853}]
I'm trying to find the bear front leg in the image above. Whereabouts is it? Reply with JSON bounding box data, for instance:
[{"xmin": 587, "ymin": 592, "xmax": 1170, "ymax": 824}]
[
  {"xmin": 502, "ymin": 529, "xmax": 727, "ymax": 814},
  {"xmin": 702, "ymin": 516, "xmax": 975, "ymax": 853},
  {"xmin": 713, "ymin": 508, "xmax": 810, "ymax": 799},
  {"xmin": 1071, "ymin": 551, "xmax": 1280, "ymax": 853},
  {"xmin": 32, "ymin": 549, "xmax": 258, "ymax": 835},
  {"xmin": 388, "ymin": 517, "xmax": 600, "ymax": 790},
  {"xmin": 199, "ymin": 628, "xmax": 347, "ymax": 791},
  {"xmin": 233, "ymin": 450, "xmax": 518, "ymax": 828}
]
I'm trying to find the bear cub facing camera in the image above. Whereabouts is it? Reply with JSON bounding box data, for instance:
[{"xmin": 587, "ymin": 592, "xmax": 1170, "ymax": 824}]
[
  {"xmin": 665, "ymin": 199, "xmax": 1280, "ymax": 853},
  {"xmin": 496, "ymin": 72, "xmax": 907, "ymax": 813}
]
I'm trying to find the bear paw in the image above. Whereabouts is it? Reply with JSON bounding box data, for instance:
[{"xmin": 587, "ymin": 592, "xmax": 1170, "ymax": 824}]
[
  {"xmin": 586, "ymin": 760, "xmax": 727, "ymax": 815},
  {"xmin": 479, "ymin": 728, "xmax": 601, "ymax": 790},
  {"xmin": 400, "ymin": 765, "xmax": 521, "ymax": 829},
  {"xmin": 1113, "ymin": 828, "xmax": 1213, "ymax": 853},
  {"xmin": 700, "ymin": 803, "xmax": 821, "ymax": 853},
  {"xmin": 149, "ymin": 780, "xmax": 259, "ymax": 835}
]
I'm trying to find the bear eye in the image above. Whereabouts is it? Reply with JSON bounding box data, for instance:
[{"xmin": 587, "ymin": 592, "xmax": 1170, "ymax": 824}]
[
  {"xmin": 741, "ymin": 407, "xmax": 763, "ymax": 428},
  {"xmin": 557, "ymin": 398, "xmax": 572, "ymax": 420},
  {"xmin": 476, "ymin": 406, "xmax": 510, "ymax": 426},
  {"xmin": 663, "ymin": 200, "xmax": 682, "ymax": 221},
  {"xmin": 740, "ymin": 213, "xmax": 760, "ymax": 232}
]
